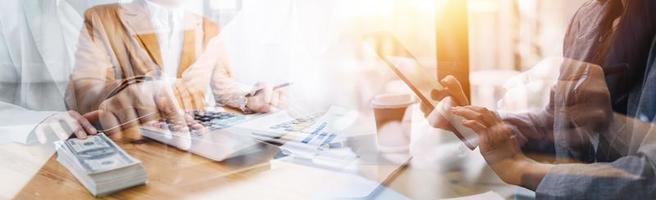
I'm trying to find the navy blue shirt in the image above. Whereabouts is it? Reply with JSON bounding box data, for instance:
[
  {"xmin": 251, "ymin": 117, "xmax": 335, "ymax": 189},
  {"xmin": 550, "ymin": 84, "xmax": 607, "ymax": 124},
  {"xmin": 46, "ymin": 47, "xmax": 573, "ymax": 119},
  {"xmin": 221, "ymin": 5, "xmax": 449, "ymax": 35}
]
[{"xmin": 561, "ymin": 0, "xmax": 656, "ymax": 162}]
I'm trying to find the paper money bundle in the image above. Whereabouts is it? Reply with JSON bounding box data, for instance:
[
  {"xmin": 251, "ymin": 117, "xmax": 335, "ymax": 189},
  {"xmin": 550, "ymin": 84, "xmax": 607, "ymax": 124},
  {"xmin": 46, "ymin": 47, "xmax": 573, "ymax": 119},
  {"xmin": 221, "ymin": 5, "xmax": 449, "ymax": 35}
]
[{"xmin": 55, "ymin": 133, "xmax": 147, "ymax": 196}]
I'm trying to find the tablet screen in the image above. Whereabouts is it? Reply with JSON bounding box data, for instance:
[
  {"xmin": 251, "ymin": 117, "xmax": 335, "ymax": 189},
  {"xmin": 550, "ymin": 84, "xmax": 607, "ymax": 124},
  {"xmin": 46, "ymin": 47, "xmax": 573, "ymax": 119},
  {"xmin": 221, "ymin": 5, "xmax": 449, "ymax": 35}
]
[
  {"xmin": 368, "ymin": 33, "xmax": 478, "ymax": 150},
  {"xmin": 369, "ymin": 35, "xmax": 442, "ymax": 110}
]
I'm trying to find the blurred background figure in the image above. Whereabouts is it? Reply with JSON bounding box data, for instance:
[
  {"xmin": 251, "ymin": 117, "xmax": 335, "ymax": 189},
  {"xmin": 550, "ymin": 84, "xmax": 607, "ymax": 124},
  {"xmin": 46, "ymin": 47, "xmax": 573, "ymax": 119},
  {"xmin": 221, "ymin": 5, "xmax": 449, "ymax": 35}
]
[{"xmin": 0, "ymin": 0, "xmax": 124, "ymax": 144}]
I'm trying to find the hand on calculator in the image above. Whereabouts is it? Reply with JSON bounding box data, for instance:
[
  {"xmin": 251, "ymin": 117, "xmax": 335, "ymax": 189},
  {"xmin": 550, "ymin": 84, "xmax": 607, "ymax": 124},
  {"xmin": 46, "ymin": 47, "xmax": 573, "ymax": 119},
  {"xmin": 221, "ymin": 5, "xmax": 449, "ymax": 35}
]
[
  {"xmin": 97, "ymin": 80, "xmax": 200, "ymax": 141},
  {"xmin": 146, "ymin": 113, "xmax": 207, "ymax": 133},
  {"xmin": 139, "ymin": 111, "xmax": 247, "ymax": 150},
  {"xmin": 142, "ymin": 111, "xmax": 244, "ymax": 136},
  {"xmin": 140, "ymin": 112, "xmax": 207, "ymax": 150}
]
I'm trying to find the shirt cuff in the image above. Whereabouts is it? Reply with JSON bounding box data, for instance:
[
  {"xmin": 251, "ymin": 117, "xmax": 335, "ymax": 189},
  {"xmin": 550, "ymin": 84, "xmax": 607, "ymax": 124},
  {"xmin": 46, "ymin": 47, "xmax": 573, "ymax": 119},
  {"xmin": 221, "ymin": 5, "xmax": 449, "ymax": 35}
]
[
  {"xmin": 0, "ymin": 111, "xmax": 57, "ymax": 145},
  {"xmin": 535, "ymin": 164, "xmax": 582, "ymax": 199}
]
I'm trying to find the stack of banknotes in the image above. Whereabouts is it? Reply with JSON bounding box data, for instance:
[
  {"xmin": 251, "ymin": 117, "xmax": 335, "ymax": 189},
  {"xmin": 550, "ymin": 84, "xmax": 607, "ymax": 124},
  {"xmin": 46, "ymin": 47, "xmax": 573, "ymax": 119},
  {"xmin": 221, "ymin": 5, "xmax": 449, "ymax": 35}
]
[{"xmin": 55, "ymin": 133, "xmax": 147, "ymax": 196}]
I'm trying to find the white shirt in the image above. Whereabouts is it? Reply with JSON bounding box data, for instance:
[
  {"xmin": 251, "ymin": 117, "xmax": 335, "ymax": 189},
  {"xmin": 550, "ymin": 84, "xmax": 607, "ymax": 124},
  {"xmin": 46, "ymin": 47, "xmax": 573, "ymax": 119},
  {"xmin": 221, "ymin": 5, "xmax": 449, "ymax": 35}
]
[
  {"xmin": 144, "ymin": 0, "xmax": 184, "ymax": 79},
  {"xmin": 0, "ymin": 0, "xmax": 90, "ymax": 144}
]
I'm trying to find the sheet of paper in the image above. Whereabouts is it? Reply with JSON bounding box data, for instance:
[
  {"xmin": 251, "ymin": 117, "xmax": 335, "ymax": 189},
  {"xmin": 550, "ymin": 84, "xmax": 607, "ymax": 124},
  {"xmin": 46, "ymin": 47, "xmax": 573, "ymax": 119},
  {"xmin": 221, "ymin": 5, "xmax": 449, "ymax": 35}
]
[
  {"xmin": 0, "ymin": 125, "xmax": 41, "ymax": 145},
  {"xmin": 441, "ymin": 191, "xmax": 505, "ymax": 200},
  {"xmin": 231, "ymin": 105, "xmax": 358, "ymax": 138}
]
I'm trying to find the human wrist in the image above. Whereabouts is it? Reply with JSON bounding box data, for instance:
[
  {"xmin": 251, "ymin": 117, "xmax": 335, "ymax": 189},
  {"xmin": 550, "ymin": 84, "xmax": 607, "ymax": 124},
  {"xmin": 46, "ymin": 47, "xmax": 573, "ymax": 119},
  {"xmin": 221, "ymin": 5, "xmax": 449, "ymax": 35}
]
[
  {"xmin": 238, "ymin": 95, "xmax": 254, "ymax": 114},
  {"xmin": 489, "ymin": 155, "xmax": 540, "ymax": 186},
  {"xmin": 489, "ymin": 157, "xmax": 526, "ymax": 186},
  {"xmin": 520, "ymin": 161, "xmax": 553, "ymax": 191},
  {"xmin": 501, "ymin": 158, "xmax": 553, "ymax": 191}
]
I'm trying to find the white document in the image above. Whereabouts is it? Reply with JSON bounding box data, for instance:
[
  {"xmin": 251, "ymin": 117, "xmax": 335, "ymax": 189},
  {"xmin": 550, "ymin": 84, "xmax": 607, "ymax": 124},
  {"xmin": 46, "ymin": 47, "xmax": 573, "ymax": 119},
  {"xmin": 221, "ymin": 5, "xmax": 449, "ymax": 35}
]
[
  {"xmin": 441, "ymin": 191, "xmax": 505, "ymax": 200},
  {"xmin": 232, "ymin": 105, "xmax": 358, "ymax": 139}
]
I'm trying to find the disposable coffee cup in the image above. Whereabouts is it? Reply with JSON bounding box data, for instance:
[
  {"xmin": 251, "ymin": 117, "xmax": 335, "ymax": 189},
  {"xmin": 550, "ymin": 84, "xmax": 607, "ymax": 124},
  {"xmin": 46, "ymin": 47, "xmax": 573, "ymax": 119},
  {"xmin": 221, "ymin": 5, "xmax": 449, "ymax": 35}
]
[{"xmin": 371, "ymin": 93, "xmax": 416, "ymax": 152}]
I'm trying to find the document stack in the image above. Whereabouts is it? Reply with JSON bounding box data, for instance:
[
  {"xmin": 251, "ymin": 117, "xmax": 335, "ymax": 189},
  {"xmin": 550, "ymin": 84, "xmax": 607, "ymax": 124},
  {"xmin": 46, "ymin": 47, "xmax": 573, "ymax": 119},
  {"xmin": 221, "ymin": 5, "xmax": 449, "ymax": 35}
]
[
  {"xmin": 55, "ymin": 133, "xmax": 147, "ymax": 196},
  {"xmin": 229, "ymin": 106, "xmax": 360, "ymax": 167}
]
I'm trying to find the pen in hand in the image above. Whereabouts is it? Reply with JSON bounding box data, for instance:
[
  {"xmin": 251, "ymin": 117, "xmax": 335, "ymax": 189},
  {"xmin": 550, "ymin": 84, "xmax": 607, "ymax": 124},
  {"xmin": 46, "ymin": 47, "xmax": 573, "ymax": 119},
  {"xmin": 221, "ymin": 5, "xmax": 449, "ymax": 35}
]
[{"xmin": 245, "ymin": 82, "xmax": 292, "ymax": 97}]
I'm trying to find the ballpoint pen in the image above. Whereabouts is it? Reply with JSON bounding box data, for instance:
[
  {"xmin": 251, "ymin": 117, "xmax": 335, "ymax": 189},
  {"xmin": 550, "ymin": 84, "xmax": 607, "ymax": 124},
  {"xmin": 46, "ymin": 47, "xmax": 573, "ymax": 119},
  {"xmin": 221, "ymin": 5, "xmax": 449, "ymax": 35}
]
[{"xmin": 245, "ymin": 82, "xmax": 292, "ymax": 97}]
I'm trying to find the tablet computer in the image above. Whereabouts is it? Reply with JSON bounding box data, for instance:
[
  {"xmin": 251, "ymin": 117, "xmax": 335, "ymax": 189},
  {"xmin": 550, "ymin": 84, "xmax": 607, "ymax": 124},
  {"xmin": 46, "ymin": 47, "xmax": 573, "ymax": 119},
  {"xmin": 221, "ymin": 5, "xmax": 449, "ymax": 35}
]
[{"xmin": 369, "ymin": 33, "xmax": 479, "ymax": 150}]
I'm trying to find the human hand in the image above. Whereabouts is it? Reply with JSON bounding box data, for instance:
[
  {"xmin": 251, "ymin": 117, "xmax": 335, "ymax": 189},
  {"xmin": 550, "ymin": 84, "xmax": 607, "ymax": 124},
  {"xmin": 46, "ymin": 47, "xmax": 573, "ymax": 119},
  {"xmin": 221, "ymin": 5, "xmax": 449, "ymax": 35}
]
[
  {"xmin": 450, "ymin": 106, "xmax": 522, "ymax": 162},
  {"xmin": 424, "ymin": 75, "xmax": 469, "ymax": 132},
  {"xmin": 245, "ymin": 82, "xmax": 288, "ymax": 113},
  {"xmin": 450, "ymin": 106, "xmax": 547, "ymax": 187},
  {"xmin": 32, "ymin": 110, "xmax": 99, "ymax": 143},
  {"xmin": 97, "ymin": 80, "xmax": 193, "ymax": 142},
  {"xmin": 147, "ymin": 112, "xmax": 206, "ymax": 132}
]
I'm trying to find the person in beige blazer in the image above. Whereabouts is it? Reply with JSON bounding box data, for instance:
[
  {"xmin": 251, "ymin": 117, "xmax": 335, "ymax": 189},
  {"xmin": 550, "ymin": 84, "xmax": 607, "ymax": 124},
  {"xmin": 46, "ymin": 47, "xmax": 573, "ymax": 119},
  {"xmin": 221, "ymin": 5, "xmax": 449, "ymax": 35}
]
[{"xmin": 67, "ymin": 0, "xmax": 284, "ymax": 137}]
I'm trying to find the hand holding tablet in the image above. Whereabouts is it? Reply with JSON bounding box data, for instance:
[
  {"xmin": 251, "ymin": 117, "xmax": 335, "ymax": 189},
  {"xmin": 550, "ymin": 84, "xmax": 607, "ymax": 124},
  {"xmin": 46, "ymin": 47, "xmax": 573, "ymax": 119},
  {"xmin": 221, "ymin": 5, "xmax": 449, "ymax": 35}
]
[
  {"xmin": 371, "ymin": 34, "xmax": 478, "ymax": 150},
  {"xmin": 433, "ymin": 97, "xmax": 479, "ymax": 150}
]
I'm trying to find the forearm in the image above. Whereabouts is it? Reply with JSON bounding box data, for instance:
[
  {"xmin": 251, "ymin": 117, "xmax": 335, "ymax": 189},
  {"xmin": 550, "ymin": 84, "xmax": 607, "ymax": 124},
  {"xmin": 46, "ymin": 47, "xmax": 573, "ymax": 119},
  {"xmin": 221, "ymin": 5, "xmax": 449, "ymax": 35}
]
[
  {"xmin": 499, "ymin": 115, "xmax": 656, "ymax": 194},
  {"xmin": 67, "ymin": 78, "xmax": 121, "ymax": 114},
  {"xmin": 518, "ymin": 160, "xmax": 554, "ymax": 191},
  {"xmin": 534, "ymin": 154, "xmax": 656, "ymax": 199},
  {"xmin": 68, "ymin": 10, "xmax": 118, "ymax": 113},
  {"xmin": 209, "ymin": 63, "xmax": 248, "ymax": 110},
  {"xmin": 490, "ymin": 155, "xmax": 553, "ymax": 191},
  {"xmin": 211, "ymin": 77, "xmax": 247, "ymax": 110},
  {"xmin": 602, "ymin": 113, "xmax": 656, "ymax": 152}
]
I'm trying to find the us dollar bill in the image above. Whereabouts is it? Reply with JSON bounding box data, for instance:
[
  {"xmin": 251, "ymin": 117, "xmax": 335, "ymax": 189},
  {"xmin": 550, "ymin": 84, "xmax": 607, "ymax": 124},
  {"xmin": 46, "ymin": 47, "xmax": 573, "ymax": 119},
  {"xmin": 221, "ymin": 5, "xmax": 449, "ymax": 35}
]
[{"xmin": 62, "ymin": 133, "xmax": 138, "ymax": 174}]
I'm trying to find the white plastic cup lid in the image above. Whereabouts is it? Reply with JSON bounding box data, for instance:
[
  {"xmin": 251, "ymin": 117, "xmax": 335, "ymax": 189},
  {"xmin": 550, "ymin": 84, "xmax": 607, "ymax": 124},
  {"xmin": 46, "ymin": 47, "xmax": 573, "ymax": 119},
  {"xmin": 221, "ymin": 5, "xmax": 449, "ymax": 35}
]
[{"xmin": 371, "ymin": 93, "xmax": 416, "ymax": 109}]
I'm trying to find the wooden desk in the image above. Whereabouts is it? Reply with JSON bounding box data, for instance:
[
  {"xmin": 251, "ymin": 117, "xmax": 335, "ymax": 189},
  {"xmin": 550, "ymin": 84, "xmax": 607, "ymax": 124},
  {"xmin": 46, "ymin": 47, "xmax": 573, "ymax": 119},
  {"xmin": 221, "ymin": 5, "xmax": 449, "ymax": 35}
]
[
  {"xmin": 5, "ymin": 143, "xmax": 517, "ymax": 199},
  {"xmin": 11, "ymin": 137, "xmax": 289, "ymax": 199},
  {"xmin": 4, "ymin": 116, "xmax": 519, "ymax": 199}
]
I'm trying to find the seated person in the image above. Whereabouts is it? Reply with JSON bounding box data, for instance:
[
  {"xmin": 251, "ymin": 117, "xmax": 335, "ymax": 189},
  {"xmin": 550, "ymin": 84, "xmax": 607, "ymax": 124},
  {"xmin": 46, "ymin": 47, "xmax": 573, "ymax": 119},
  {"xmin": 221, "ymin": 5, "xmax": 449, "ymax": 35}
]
[
  {"xmin": 0, "ymin": 0, "xmax": 106, "ymax": 144},
  {"xmin": 423, "ymin": 0, "xmax": 656, "ymax": 198},
  {"xmin": 432, "ymin": 58, "xmax": 656, "ymax": 199},
  {"xmin": 66, "ymin": 0, "xmax": 285, "ymax": 138}
]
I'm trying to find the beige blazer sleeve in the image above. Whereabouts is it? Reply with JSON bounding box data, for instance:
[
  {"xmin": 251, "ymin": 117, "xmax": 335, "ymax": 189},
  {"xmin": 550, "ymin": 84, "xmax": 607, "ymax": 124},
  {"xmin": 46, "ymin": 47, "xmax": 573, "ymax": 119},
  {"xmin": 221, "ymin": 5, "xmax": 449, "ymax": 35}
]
[
  {"xmin": 66, "ymin": 8, "xmax": 122, "ymax": 114},
  {"xmin": 180, "ymin": 33, "xmax": 247, "ymax": 110}
]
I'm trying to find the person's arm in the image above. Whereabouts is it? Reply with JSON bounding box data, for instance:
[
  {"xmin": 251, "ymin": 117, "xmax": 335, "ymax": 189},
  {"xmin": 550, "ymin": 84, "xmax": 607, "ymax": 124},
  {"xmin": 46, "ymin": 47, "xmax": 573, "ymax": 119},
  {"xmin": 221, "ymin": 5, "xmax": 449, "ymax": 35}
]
[
  {"xmin": 66, "ymin": 7, "xmax": 166, "ymax": 137},
  {"xmin": 535, "ymin": 147, "xmax": 656, "ymax": 199},
  {"xmin": 66, "ymin": 7, "xmax": 123, "ymax": 115},
  {"xmin": 199, "ymin": 31, "xmax": 284, "ymax": 113},
  {"xmin": 449, "ymin": 105, "xmax": 554, "ymax": 189},
  {"xmin": 426, "ymin": 75, "xmax": 556, "ymax": 154},
  {"xmin": 454, "ymin": 105, "xmax": 656, "ymax": 198},
  {"xmin": 209, "ymin": 38, "xmax": 249, "ymax": 110},
  {"xmin": 176, "ymin": 25, "xmax": 249, "ymax": 111},
  {"xmin": 533, "ymin": 113, "xmax": 656, "ymax": 199}
]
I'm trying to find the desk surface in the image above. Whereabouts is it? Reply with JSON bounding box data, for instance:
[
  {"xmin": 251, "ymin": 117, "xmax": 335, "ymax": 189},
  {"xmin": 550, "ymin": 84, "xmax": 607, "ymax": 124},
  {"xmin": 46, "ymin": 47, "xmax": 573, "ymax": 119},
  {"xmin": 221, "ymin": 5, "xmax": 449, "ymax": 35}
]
[
  {"xmin": 5, "ymin": 141, "xmax": 517, "ymax": 199},
  {"xmin": 2, "ymin": 111, "xmax": 520, "ymax": 199}
]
